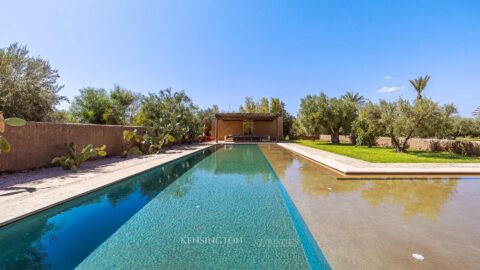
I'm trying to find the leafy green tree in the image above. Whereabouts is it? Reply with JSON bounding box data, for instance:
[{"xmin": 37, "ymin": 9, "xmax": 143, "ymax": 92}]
[
  {"xmin": 340, "ymin": 92, "xmax": 364, "ymax": 143},
  {"xmin": 341, "ymin": 91, "xmax": 365, "ymax": 105},
  {"xmin": 473, "ymin": 106, "xmax": 480, "ymax": 118},
  {"xmin": 70, "ymin": 87, "xmax": 113, "ymax": 124},
  {"xmin": 70, "ymin": 85, "xmax": 140, "ymax": 125},
  {"xmin": 47, "ymin": 110, "xmax": 78, "ymax": 123},
  {"xmin": 409, "ymin": 75, "xmax": 431, "ymax": 100},
  {"xmin": 198, "ymin": 105, "xmax": 220, "ymax": 137},
  {"xmin": 109, "ymin": 85, "xmax": 141, "ymax": 124},
  {"xmin": 238, "ymin": 96, "xmax": 295, "ymax": 137},
  {"xmin": 135, "ymin": 88, "xmax": 201, "ymax": 143},
  {"xmin": 239, "ymin": 97, "xmax": 257, "ymax": 113},
  {"xmin": 0, "ymin": 43, "xmax": 67, "ymax": 121},
  {"xmin": 353, "ymin": 102, "xmax": 383, "ymax": 147},
  {"xmin": 379, "ymin": 98, "xmax": 442, "ymax": 152},
  {"xmin": 269, "ymin": 98, "xmax": 295, "ymax": 137},
  {"xmin": 299, "ymin": 92, "xmax": 357, "ymax": 144},
  {"xmin": 258, "ymin": 98, "xmax": 269, "ymax": 113}
]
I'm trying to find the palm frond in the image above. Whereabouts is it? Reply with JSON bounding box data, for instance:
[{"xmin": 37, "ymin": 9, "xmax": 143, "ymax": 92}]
[{"xmin": 473, "ymin": 106, "xmax": 480, "ymax": 117}]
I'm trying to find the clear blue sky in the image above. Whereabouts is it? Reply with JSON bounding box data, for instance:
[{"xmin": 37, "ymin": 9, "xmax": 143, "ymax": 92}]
[{"xmin": 1, "ymin": 0, "xmax": 479, "ymax": 116}]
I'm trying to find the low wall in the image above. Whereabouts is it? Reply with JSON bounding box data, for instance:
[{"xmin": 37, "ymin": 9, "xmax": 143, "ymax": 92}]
[
  {"xmin": 316, "ymin": 134, "xmax": 480, "ymax": 152},
  {"xmin": 0, "ymin": 122, "xmax": 144, "ymax": 172}
]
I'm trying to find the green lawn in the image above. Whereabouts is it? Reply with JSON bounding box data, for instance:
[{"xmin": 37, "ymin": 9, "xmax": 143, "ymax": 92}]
[
  {"xmin": 457, "ymin": 137, "xmax": 480, "ymax": 142},
  {"xmin": 294, "ymin": 140, "xmax": 480, "ymax": 163}
]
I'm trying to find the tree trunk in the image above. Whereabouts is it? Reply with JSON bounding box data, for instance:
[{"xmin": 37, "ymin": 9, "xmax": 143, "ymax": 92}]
[{"xmin": 331, "ymin": 132, "xmax": 340, "ymax": 144}]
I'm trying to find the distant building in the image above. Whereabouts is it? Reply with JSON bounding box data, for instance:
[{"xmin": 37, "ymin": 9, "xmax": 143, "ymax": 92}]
[{"xmin": 213, "ymin": 113, "xmax": 283, "ymax": 142}]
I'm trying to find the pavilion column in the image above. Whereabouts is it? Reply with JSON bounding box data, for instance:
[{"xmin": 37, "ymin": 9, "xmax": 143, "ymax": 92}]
[
  {"xmin": 275, "ymin": 118, "xmax": 278, "ymax": 141},
  {"xmin": 215, "ymin": 119, "xmax": 219, "ymax": 142}
]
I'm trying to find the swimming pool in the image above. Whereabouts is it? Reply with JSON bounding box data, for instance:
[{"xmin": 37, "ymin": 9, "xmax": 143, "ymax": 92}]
[{"xmin": 0, "ymin": 145, "xmax": 330, "ymax": 269}]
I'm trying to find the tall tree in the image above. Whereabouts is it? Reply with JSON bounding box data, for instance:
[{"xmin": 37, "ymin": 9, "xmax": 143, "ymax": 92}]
[
  {"xmin": 379, "ymin": 98, "xmax": 442, "ymax": 152},
  {"xmin": 135, "ymin": 88, "xmax": 201, "ymax": 143},
  {"xmin": 70, "ymin": 85, "xmax": 139, "ymax": 125},
  {"xmin": 409, "ymin": 75, "xmax": 431, "ymax": 100},
  {"xmin": 109, "ymin": 85, "xmax": 140, "ymax": 124},
  {"xmin": 258, "ymin": 97, "xmax": 269, "ymax": 113},
  {"xmin": 239, "ymin": 97, "xmax": 257, "ymax": 113},
  {"xmin": 70, "ymin": 87, "xmax": 113, "ymax": 124},
  {"xmin": 299, "ymin": 92, "xmax": 357, "ymax": 144},
  {"xmin": 473, "ymin": 106, "xmax": 480, "ymax": 117},
  {"xmin": 341, "ymin": 91, "xmax": 365, "ymax": 105},
  {"xmin": 198, "ymin": 105, "xmax": 220, "ymax": 137},
  {"xmin": 0, "ymin": 43, "xmax": 67, "ymax": 121}
]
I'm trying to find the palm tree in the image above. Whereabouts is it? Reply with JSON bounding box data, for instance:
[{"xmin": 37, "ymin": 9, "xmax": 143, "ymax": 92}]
[
  {"xmin": 409, "ymin": 75, "xmax": 431, "ymax": 100},
  {"xmin": 473, "ymin": 106, "xmax": 480, "ymax": 117},
  {"xmin": 341, "ymin": 91, "xmax": 365, "ymax": 105}
]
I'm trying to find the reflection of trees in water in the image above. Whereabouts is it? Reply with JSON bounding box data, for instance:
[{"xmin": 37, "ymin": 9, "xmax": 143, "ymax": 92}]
[
  {"xmin": 302, "ymin": 174, "xmax": 367, "ymax": 197},
  {"xmin": 209, "ymin": 145, "xmax": 274, "ymax": 182},
  {"xmin": 361, "ymin": 179, "xmax": 458, "ymax": 220},
  {"xmin": 301, "ymin": 174, "xmax": 458, "ymax": 220},
  {"xmin": 4, "ymin": 243, "xmax": 51, "ymax": 270},
  {"xmin": 262, "ymin": 145, "xmax": 459, "ymax": 221},
  {"xmin": 0, "ymin": 213, "xmax": 58, "ymax": 269}
]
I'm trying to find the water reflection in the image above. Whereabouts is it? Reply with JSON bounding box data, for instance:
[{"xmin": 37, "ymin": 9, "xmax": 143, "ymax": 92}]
[
  {"xmin": 0, "ymin": 147, "xmax": 217, "ymax": 270},
  {"xmin": 260, "ymin": 145, "xmax": 458, "ymax": 221},
  {"xmin": 209, "ymin": 145, "xmax": 273, "ymax": 182}
]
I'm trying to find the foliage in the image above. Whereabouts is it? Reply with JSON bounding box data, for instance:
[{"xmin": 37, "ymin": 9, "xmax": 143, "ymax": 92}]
[
  {"xmin": 238, "ymin": 97, "xmax": 295, "ymax": 137},
  {"xmin": 298, "ymin": 92, "xmax": 357, "ymax": 144},
  {"xmin": 51, "ymin": 142, "xmax": 107, "ymax": 171},
  {"xmin": 0, "ymin": 43, "xmax": 67, "ymax": 121},
  {"xmin": 473, "ymin": 106, "xmax": 480, "ymax": 117},
  {"xmin": 121, "ymin": 129, "xmax": 144, "ymax": 157},
  {"xmin": 134, "ymin": 88, "xmax": 202, "ymax": 143},
  {"xmin": 379, "ymin": 98, "xmax": 442, "ymax": 152},
  {"xmin": 110, "ymin": 85, "xmax": 142, "ymax": 124},
  {"xmin": 70, "ymin": 85, "xmax": 140, "ymax": 125},
  {"xmin": 341, "ymin": 91, "xmax": 365, "ymax": 105},
  {"xmin": 429, "ymin": 140, "xmax": 480, "ymax": 156},
  {"xmin": 0, "ymin": 111, "xmax": 26, "ymax": 154},
  {"xmin": 121, "ymin": 128, "xmax": 176, "ymax": 157},
  {"xmin": 353, "ymin": 102, "xmax": 382, "ymax": 147},
  {"xmin": 409, "ymin": 75, "xmax": 431, "ymax": 100},
  {"xmin": 46, "ymin": 110, "xmax": 78, "ymax": 123},
  {"xmin": 197, "ymin": 105, "xmax": 220, "ymax": 137},
  {"xmin": 239, "ymin": 97, "xmax": 257, "ymax": 113},
  {"xmin": 295, "ymin": 140, "xmax": 480, "ymax": 163}
]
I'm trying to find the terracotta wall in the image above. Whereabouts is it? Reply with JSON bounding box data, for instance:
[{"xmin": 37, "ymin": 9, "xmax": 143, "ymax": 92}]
[
  {"xmin": 252, "ymin": 118, "xmax": 283, "ymax": 139},
  {"xmin": 214, "ymin": 120, "xmax": 243, "ymax": 140},
  {"xmin": 0, "ymin": 122, "xmax": 144, "ymax": 172},
  {"xmin": 213, "ymin": 118, "xmax": 283, "ymax": 140}
]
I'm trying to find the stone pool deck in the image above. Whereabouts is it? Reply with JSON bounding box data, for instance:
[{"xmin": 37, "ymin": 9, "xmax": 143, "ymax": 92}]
[
  {"xmin": 278, "ymin": 142, "xmax": 480, "ymax": 179},
  {"xmin": 0, "ymin": 144, "xmax": 211, "ymax": 227}
]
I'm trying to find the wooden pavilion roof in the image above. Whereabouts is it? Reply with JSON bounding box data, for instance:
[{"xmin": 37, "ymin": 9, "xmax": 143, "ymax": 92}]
[{"xmin": 214, "ymin": 113, "xmax": 281, "ymax": 121}]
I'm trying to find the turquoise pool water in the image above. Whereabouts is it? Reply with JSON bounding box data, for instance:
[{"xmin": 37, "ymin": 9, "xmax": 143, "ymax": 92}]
[{"xmin": 0, "ymin": 145, "xmax": 330, "ymax": 269}]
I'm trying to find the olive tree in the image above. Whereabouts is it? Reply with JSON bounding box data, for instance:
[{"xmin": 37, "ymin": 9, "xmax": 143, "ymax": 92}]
[
  {"xmin": 299, "ymin": 92, "xmax": 357, "ymax": 144},
  {"xmin": 0, "ymin": 43, "xmax": 67, "ymax": 121},
  {"xmin": 379, "ymin": 98, "xmax": 442, "ymax": 152},
  {"xmin": 353, "ymin": 102, "xmax": 383, "ymax": 147}
]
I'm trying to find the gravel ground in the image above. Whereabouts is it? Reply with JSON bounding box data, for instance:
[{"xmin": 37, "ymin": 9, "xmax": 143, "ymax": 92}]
[
  {"xmin": 0, "ymin": 144, "xmax": 204, "ymax": 190},
  {"xmin": 0, "ymin": 156, "xmax": 132, "ymax": 189}
]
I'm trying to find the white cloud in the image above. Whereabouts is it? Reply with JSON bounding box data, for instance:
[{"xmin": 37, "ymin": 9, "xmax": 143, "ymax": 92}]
[
  {"xmin": 384, "ymin": 76, "xmax": 392, "ymax": 79},
  {"xmin": 377, "ymin": 86, "xmax": 404, "ymax": 93}
]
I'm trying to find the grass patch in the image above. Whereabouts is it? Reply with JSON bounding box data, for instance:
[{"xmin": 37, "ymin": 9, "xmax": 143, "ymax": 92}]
[
  {"xmin": 456, "ymin": 137, "xmax": 480, "ymax": 142},
  {"xmin": 295, "ymin": 140, "xmax": 480, "ymax": 163}
]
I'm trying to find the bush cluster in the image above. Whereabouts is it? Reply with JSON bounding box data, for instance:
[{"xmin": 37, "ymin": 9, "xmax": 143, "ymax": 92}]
[{"xmin": 429, "ymin": 140, "xmax": 480, "ymax": 156}]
